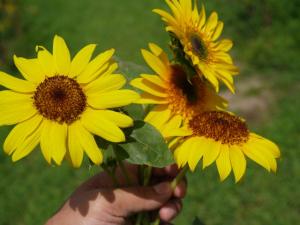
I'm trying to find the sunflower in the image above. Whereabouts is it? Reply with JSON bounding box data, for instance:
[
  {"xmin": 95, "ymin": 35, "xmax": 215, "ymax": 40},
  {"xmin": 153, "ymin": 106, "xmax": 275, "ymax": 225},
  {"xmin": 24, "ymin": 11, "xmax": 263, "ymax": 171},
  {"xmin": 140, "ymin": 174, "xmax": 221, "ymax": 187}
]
[
  {"xmin": 154, "ymin": 0, "xmax": 239, "ymax": 92},
  {"xmin": 172, "ymin": 111, "xmax": 280, "ymax": 182},
  {"xmin": 130, "ymin": 43, "xmax": 227, "ymax": 130},
  {"xmin": 0, "ymin": 35, "xmax": 139, "ymax": 167}
]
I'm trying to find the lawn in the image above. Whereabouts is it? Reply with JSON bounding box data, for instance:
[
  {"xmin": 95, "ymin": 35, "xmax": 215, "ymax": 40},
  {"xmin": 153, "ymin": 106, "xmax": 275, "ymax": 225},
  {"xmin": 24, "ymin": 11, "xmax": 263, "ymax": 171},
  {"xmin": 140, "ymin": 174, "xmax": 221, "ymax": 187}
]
[{"xmin": 0, "ymin": 0, "xmax": 299, "ymax": 224}]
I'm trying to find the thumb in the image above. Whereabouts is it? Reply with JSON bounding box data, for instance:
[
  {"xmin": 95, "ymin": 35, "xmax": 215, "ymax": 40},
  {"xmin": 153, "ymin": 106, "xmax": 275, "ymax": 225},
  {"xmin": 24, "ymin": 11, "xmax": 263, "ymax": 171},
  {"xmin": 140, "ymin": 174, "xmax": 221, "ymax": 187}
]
[{"xmin": 111, "ymin": 182, "xmax": 173, "ymax": 216}]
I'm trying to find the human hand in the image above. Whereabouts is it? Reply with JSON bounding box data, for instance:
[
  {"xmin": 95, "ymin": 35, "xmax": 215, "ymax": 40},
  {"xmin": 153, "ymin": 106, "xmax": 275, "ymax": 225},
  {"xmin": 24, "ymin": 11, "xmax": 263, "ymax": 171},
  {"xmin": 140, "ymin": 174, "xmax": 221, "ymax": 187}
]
[{"xmin": 46, "ymin": 164, "xmax": 187, "ymax": 225}]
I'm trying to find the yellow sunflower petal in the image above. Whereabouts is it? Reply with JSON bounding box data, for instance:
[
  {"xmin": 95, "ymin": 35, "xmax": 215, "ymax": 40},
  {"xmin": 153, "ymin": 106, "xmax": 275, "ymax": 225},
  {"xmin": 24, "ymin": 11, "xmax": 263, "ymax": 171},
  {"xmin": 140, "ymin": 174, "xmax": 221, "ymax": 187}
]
[
  {"xmin": 191, "ymin": 0, "xmax": 199, "ymax": 20},
  {"xmin": 153, "ymin": 9, "xmax": 177, "ymax": 27},
  {"xmin": 4, "ymin": 114, "xmax": 43, "ymax": 155},
  {"xmin": 214, "ymin": 63, "xmax": 239, "ymax": 75},
  {"xmin": 96, "ymin": 110, "xmax": 133, "ymax": 128},
  {"xmin": 242, "ymin": 142, "xmax": 271, "ymax": 171},
  {"xmin": 163, "ymin": 128, "xmax": 191, "ymax": 139},
  {"xmin": 69, "ymin": 44, "xmax": 97, "ymax": 78},
  {"xmin": 11, "ymin": 122, "xmax": 42, "ymax": 162},
  {"xmin": 163, "ymin": 115, "xmax": 182, "ymax": 130},
  {"xmin": 148, "ymin": 43, "xmax": 169, "ymax": 64},
  {"xmin": 36, "ymin": 46, "xmax": 56, "ymax": 77},
  {"xmin": 215, "ymin": 52, "xmax": 233, "ymax": 64},
  {"xmin": 0, "ymin": 71, "xmax": 36, "ymax": 93},
  {"xmin": 198, "ymin": 4, "xmax": 206, "ymax": 29},
  {"xmin": 188, "ymin": 137, "xmax": 206, "ymax": 171},
  {"xmin": 162, "ymin": 115, "xmax": 191, "ymax": 138},
  {"xmin": 174, "ymin": 138, "xmax": 193, "ymax": 168},
  {"xmin": 53, "ymin": 35, "xmax": 71, "ymax": 75},
  {"xmin": 259, "ymin": 146, "xmax": 277, "ymax": 172},
  {"xmin": 131, "ymin": 78, "xmax": 167, "ymax": 98},
  {"xmin": 216, "ymin": 145, "xmax": 232, "ymax": 181},
  {"xmin": 211, "ymin": 21, "xmax": 223, "ymax": 41},
  {"xmin": 202, "ymin": 138, "xmax": 221, "ymax": 169},
  {"xmin": 248, "ymin": 137, "xmax": 277, "ymax": 172},
  {"xmin": 84, "ymin": 74, "xmax": 126, "ymax": 95},
  {"xmin": 180, "ymin": 0, "xmax": 192, "ymax": 17},
  {"xmin": 0, "ymin": 90, "xmax": 31, "ymax": 105},
  {"xmin": 199, "ymin": 64, "xmax": 220, "ymax": 92},
  {"xmin": 204, "ymin": 12, "xmax": 218, "ymax": 34},
  {"xmin": 250, "ymin": 133, "xmax": 281, "ymax": 158},
  {"xmin": 141, "ymin": 49, "xmax": 169, "ymax": 80},
  {"xmin": 0, "ymin": 98, "xmax": 36, "ymax": 125},
  {"xmin": 79, "ymin": 62, "xmax": 110, "ymax": 83},
  {"xmin": 75, "ymin": 122, "xmax": 103, "ymax": 165},
  {"xmin": 136, "ymin": 92, "xmax": 168, "ymax": 104},
  {"xmin": 87, "ymin": 90, "xmax": 139, "ymax": 109},
  {"xmin": 81, "ymin": 108, "xmax": 125, "ymax": 142},
  {"xmin": 168, "ymin": 137, "xmax": 181, "ymax": 151},
  {"xmin": 68, "ymin": 121, "xmax": 84, "ymax": 168},
  {"xmin": 40, "ymin": 120, "xmax": 53, "ymax": 164},
  {"xmin": 165, "ymin": 0, "xmax": 181, "ymax": 20},
  {"xmin": 214, "ymin": 39, "xmax": 233, "ymax": 52},
  {"xmin": 13, "ymin": 56, "xmax": 44, "ymax": 83},
  {"xmin": 145, "ymin": 105, "xmax": 172, "ymax": 130},
  {"xmin": 217, "ymin": 72, "xmax": 235, "ymax": 94},
  {"xmin": 140, "ymin": 74, "xmax": 167, "ymax": 89},
  {"xmin": 230, "ymin": 145, "xmax": 246, "ymax": 182},
  {"xmin": 77, "ymin": 49, "xmax": 115, "ymax": 83},
  {"xmin": 100, "ymin": 62, "xmax": 118, "ymax": 78},
  {"xmin": 49, "ymin": 122, "xmax": 68, "ymax": 165}
]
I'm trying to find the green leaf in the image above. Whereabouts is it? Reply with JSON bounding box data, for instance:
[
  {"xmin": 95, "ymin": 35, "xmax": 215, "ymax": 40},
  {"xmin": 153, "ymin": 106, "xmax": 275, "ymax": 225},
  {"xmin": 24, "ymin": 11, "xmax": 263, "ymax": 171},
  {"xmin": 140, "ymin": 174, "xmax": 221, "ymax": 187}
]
[
  {"xmin": 119, "ymin": 120, "xmax": 174, "ymax": 168},
  {"xmin": 123, "ymin": 104, "xmax": 145, "ymax": 121},
  {"xmin": 94, "ymin": 136, "xmax": 118, "ymax": 168}
]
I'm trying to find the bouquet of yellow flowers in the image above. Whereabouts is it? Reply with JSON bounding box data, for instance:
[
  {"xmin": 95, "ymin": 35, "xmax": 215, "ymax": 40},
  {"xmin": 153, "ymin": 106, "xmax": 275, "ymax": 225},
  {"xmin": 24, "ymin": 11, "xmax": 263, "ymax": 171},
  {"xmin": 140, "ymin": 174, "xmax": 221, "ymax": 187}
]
[{"xmin": 0, "ymin": 0, "xmax": 280, "ymax": 224}]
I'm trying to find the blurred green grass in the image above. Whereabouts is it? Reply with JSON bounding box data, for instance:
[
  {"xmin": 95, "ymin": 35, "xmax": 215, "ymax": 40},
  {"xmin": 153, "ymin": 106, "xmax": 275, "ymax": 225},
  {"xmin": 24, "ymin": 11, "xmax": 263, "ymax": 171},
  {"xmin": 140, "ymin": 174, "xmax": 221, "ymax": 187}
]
[{"xmin": 0, "ymin": 0, "xmax": 299, "ymax": 224}]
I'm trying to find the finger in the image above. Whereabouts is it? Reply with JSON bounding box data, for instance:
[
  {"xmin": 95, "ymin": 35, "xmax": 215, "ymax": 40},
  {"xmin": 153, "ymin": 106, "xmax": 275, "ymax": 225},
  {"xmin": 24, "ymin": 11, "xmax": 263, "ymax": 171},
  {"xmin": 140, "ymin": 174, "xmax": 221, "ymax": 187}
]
[
  {"xmin": 109, "ymin": 182, "xmax": 173, "ymax": 216},
  {"xmin": 159, "ymin": 199, "xmax": 182, "ymax": 222},
  {"xmin": 152, "ymin": 164, "xmax": 179, "ymax": 178},
  {"xmin": 173, "ymin": 179, "xmax": 187, "ymax": 198}
]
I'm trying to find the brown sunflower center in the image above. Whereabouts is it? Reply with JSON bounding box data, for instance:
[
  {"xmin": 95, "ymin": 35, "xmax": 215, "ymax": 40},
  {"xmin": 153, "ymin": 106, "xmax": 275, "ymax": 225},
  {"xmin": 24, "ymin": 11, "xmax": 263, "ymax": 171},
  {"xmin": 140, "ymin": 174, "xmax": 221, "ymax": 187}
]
[
  {"xmin": 189, "ymin": 111, "xmax": 249, "ymax": 145},
  {"xmin": 167, "ymin": 65, "xmax": 209, "ymax": 118},
  {"xmin": 33, "ymin": 75, "xmax": 87, "ymax": 124},
  {"xmin": 190, "ymin": 34, "xmax": 208, "ymax": 60}
]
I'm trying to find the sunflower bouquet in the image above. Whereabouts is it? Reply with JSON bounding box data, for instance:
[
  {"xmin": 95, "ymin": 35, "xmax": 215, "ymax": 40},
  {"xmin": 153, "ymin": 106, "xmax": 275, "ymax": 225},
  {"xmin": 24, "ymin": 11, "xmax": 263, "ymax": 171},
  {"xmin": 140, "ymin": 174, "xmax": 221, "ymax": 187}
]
[{"xmin": 0, "ymin": 0, "xmax": 280, "ymax": 225}]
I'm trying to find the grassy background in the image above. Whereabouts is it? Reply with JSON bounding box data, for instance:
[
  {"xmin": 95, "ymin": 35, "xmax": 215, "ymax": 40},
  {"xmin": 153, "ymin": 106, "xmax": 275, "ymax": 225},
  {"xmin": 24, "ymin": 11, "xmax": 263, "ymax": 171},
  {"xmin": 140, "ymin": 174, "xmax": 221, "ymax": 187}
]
[{"xmin": 0, "ymin": 0, "xmax": 299, "ymax": 224}]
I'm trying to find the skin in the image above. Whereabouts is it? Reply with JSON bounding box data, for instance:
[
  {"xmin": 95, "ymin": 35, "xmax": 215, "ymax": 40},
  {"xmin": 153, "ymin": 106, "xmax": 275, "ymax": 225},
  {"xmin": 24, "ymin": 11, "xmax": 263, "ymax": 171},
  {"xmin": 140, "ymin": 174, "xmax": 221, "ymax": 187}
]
[{"xmin": 46, "ymin": 164, "xmax": 187, "ymax": 225}]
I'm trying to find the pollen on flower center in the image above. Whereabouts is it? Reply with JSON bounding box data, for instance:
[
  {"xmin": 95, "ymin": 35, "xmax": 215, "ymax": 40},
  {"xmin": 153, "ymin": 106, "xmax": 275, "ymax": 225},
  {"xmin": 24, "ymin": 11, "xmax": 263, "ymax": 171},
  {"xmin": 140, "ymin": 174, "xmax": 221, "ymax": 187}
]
[
  {"xmin": 190, "ymin": 34, "xmax": 208, "ymax": 60},
  {"xmin": 167, "ymin": 65, "xmax": 209, "ymax": 118},
  {"xmin": 189, "ymin": 111, "xmax": 249, "ymax": 145},
  {"xmin": 33, "ymin": 75, "xmax": 87, "ymax": 124}
]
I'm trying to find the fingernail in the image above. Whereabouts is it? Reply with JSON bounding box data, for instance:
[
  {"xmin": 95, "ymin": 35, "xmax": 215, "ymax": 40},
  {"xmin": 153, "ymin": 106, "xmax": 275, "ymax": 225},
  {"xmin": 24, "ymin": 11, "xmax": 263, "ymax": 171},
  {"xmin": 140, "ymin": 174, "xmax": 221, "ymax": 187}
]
[{"xmin": 154, "ymin": 182, "xmax": 171, "ymax": 194}]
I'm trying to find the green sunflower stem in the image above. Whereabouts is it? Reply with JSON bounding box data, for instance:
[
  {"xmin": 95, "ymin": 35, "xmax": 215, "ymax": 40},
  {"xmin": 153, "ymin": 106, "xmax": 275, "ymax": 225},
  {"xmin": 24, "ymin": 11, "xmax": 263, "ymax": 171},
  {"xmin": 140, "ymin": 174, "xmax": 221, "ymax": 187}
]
[
  {"xmin": 171, "ymin": 165, "xmax": 189, "ymax": 190},
  {"xmin": 143, "ymin": 165, "xmax": 153, "ymax": 185},
  {"xmin": 152, "ymin": 218, "xmax": 160, "ymax": 225},
  {"xmin": 119, "ymin": 159, "xmax": 132, "ymax": 186},
  {"xmin": 112, "ymin": 146, "xmax": 133, "ymax": 186},
  {"xmin": 135, "ymin": 166, "xmax": 153, "ymax": 225},
  {"xmin": 151, "ymin": 165, "xmax": 189, "ymax": 225},
  {"xmin": 101, "ymin": 166, "xmax": 119, "ymax": 187}
]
